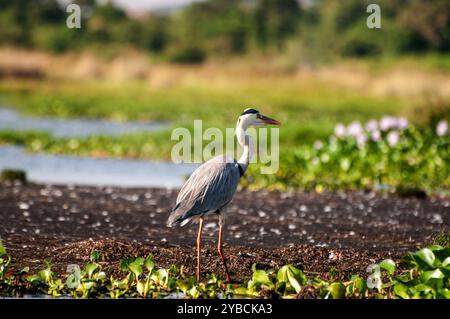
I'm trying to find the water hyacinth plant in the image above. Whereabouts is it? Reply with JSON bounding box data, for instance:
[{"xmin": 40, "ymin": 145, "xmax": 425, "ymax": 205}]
[
  {"xmin": 250, "ymin": 116, "xmax": 450, "ymax": 193},
  {"xmin": 1, "ymin": 240, "xmax": 449, "ymax": 299},
  {"xmin": 336, "ymin": 116, "xmax": 409, "ymax": 147}
]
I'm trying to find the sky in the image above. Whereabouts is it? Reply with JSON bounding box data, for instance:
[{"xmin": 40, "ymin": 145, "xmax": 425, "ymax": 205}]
[{"xmin": 112, "ymin": 0, "xmax": 202, "ymax": 13}]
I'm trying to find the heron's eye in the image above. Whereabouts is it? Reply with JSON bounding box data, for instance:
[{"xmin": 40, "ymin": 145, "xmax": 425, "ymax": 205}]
[{"xmin": 256, "ymin": 114, "xmax": 261, "ymax": 119}]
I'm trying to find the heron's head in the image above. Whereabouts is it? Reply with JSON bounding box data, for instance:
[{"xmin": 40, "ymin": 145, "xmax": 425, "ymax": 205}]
[{"xmin": 238, "ymin": 108, "xmax": 281, "ymax": 127}]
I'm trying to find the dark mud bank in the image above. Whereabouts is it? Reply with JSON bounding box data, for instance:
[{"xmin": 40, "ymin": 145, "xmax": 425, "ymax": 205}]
[{"xmin": 0, "ymin": 183, "xmax": 448, "ymax": 279}]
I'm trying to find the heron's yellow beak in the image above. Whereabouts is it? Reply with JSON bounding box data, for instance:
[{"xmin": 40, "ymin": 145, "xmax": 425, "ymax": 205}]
[{"xmin": 259, "ymin": 114, "xmax": 281, "ymax": 125}]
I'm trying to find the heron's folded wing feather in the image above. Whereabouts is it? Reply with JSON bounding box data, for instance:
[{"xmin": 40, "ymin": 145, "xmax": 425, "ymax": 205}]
[{"xmin": 168, "ymin": 156, "xmax": 240, "ymax": 226}]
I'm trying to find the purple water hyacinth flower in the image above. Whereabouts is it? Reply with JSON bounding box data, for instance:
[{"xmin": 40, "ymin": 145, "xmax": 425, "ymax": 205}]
[
  {"xmin": 365, "ymin": 119, "xmax": 378, "ymax": 132},
  {"xmin": 387, "ymin": 131, "xmax": 400, "ymax": 146},
  {"xmin": 314, "ymin": 140, "xmax": 324, "ymax": 150},
  {"xmin": 334, "ymin": 123, "xmax": 346, "ymax": 137},
  {"xmin": 380, "ymin": 116, "xmax": 396, "ymax": 131},
  {"xmin": 356, "ymin": 133, "xmax": 367, "ymax": 147},
  {"xmin": 346, "ymin": 121, "xmax": 364, "ymax": 137},
  {"xmin": 436, "ymin": 120, "xmax": 448, "ymax": 136},
  {"xmin": 380, "ymin": 116, "xmax": 409, "ymax": 131},
  {"xmin": 371, "ymin": 130, "xmax": 381, "ymax": 142},
  {"xmin": 397, "ymin": 117, "xmax": 409, "ymax": 130}
]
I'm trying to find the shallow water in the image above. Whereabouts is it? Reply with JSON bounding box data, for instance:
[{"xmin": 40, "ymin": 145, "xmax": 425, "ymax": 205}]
[
  {"xmin": 0, "ymin": 145, "xmax": 197, "ymax": 188},
  {"xmin": 0, "ymin": 108, "xmax": 168, "ymax": 137},
  {"xmin": 0, "ymin": 107, "xmax": 197, "ymax": 188}
]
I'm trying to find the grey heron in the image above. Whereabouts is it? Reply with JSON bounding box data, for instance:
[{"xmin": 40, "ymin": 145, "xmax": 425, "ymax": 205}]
[{"xmin": 167, "ymin": 108, "xmax": 280, "ymax": 282}]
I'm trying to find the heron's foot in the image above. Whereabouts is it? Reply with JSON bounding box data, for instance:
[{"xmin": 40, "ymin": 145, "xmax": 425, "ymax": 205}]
[
  {"xmin": 222, "ymin": 274, "xmax": 232, "ymax": 284},
  {"xmin": 220, "ymin": 280, "xmax": 232, "ymax": 290}
]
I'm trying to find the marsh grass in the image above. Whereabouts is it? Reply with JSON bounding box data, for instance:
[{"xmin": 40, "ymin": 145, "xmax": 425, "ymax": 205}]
[
  {"xmin": 0, "ymin": 74, "xmax": 407, "ymax": 142},
  {"xmin": 0, "ymin": 74, "xmax": 407, "ymax": 162}
]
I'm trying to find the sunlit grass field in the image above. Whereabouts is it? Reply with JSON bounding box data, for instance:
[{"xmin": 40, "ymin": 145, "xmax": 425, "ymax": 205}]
[{"xmin": 0, "ymin": 72, "xmax": 413, "ymax": 152}]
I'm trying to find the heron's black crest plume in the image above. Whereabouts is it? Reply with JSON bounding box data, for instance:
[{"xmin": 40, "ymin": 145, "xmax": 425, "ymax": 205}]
[{"xmin": 240, "ymin": 108, "xmax": 259, "ymax": 115}]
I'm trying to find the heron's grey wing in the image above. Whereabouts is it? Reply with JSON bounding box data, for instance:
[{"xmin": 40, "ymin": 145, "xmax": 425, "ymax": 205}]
[{"xmin": 167, "ymin": 156, "xmax": 241, "ymax": 227}]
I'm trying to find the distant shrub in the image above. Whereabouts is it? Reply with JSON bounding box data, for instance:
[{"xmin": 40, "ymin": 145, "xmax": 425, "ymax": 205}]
[
  {"xmin": 169, "ymin": 47, "xmax": 206, "ymax": 64},
  {"xmin": 338, "ymin": 24, "xmax": 383, "ymax": 57},
  {"xmin": 32, "ymin": 26, "xmax": 79, "ymax": 53},
  {"xmin": 1, "ymin": 169, "xmax": 27, "ymax": 184}
]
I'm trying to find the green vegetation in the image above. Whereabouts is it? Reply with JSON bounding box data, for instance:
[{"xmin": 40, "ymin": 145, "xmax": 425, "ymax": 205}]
[
  {"xmin": 248, "ymin": 117, "xmax": 450, "ymax": 192},
  {"xmin": 1, "ymin": 240, "xmax": 449, "ymax": 299},
  {"xmin": 0, "ymin": 78, "xmax": 407, "ymax": 126},
  {"xmin": 434, "ymin": 231, "xmax": 450, "ymax": 248},
  {"xmin": 0, "ymin": 169, "xmax": 27, "ymax": 183},
  {"xmin": 0, "ymin": 76, "xmax": 408, "ymax": 148},
  {"xmin": 0, "ymin": 129, "xmax": 174, "ymax": 160},
  {"xmin": 0, "ymin": 0, "xmax": 448, "ymax": 60}
]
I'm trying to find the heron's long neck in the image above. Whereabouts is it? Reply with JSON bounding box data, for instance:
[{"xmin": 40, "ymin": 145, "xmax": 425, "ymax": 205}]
[{"xmin": 236, "ymin": 123, "xmax": 253, "ymax": 172}]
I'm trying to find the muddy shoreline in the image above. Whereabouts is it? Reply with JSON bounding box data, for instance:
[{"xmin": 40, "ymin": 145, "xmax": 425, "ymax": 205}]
[{"xmin": 1, "ymin": 182, "xmax": 448, "ymax": 280}]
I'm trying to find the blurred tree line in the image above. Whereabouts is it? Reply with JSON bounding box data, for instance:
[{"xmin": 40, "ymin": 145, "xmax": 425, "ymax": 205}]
[{"xmin": 0, "ymin": 0, "xmax": 448, "ymax": 63}]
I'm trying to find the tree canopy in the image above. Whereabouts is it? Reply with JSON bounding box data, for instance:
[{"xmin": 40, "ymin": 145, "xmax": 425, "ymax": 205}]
[{"xmin": 0, "ymin": 0, "xmax": 448, "ymax": 61}]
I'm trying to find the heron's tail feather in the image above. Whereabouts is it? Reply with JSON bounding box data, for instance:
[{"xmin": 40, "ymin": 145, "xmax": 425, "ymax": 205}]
[
  {"xmin": 166, "ymin": 214, "xmax": 191, "ymax": 228},
  {"xmin": 167, "ymin": 204, "xmax": 204, "ymax": 228},
  {"xmin": 167, "ymin": 204, "xmax": 190, "ymax": 228}
]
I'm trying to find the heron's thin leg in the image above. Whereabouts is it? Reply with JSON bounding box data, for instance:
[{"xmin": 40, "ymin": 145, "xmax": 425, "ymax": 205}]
[
  {"xmin": 196, "ymin": 217, "xmax": 204, "ymax": 282},
  {"xmin": 218, "ymin": 216, "xmax": 232, "ymax": 283}
]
